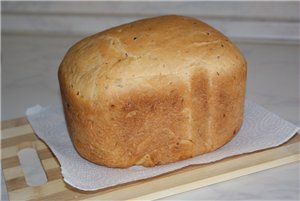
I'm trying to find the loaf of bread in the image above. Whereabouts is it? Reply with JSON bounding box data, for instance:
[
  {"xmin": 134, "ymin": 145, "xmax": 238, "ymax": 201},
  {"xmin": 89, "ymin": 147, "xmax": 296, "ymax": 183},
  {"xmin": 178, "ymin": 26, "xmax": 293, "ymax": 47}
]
[{"xmin": 58, "ymin": 15, "xmax": 247, "ymax": 168}]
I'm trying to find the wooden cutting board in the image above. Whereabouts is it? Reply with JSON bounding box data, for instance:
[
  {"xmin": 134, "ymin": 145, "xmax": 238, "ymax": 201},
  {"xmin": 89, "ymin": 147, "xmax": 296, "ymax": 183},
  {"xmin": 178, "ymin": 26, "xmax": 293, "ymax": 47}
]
[{"xmin": 1, "ymin": 117, "xmax": 299, "ymax": 201}]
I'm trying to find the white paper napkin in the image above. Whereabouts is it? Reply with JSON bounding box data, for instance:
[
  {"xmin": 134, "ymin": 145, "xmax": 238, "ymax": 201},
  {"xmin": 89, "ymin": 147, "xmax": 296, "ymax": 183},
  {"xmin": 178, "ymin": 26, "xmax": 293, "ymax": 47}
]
[{"xmin": 26, "ymin": 100, "xmax": 299, "ymax": 191}]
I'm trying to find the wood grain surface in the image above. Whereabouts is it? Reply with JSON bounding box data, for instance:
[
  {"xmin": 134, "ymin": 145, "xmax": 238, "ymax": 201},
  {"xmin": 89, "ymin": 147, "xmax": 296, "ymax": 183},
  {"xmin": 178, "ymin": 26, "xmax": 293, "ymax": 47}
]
[{"xmin": 1, "ymin": 117, "xmax": 299, "ymax": 201}]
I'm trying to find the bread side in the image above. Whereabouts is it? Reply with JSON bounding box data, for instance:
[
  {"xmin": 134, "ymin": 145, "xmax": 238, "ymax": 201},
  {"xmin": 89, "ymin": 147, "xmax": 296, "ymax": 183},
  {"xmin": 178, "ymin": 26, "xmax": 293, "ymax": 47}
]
[{"xmin": 58, "ymin": 15, "xmax": 247, "ymax": 168}]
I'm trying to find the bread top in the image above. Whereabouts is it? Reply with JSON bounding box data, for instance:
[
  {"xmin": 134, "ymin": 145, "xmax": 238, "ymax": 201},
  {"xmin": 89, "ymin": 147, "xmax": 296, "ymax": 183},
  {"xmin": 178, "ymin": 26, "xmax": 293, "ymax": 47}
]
[{"xmin": 58, "ymin": 15, "xmax": 246, "ymax": 102}]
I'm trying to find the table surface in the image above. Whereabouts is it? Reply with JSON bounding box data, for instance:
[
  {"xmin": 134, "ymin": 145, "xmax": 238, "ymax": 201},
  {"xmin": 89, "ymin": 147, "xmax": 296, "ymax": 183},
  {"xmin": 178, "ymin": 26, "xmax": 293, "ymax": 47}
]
[{"xmin": 1, "ymin": 34, "xmax": 299, "ymax": 200}]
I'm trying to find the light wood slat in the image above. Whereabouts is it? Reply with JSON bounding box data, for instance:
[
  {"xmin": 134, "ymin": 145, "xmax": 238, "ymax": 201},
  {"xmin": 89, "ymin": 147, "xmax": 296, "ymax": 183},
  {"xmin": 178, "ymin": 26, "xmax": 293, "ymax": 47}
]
[
  {"xmin": 2, "ymin": 140, "xmax": 48, "ymax": 159},
  {"xmin": 3, "ymin": 166, "xmax": 23, "ymax": 181},
  {"xmin": 30, "ymin": 189, "xmax": 90, "ymax": 201},
  {"xmin": 1, "ymin": 117, "xmax": 28, "ymax": 129},
  {"xmin": 3, "ymin": 158, "xmax": 59, "ymax": 180},
  {"xmin": 8, "ymin": 179, "xmax": 67, "ymax": 201},
  {"xmin": 1, "ymin": 124, "xmax": 33, "ymax": 139},
  {"xmin": 41, "ymin": 158, "xmax": 60, "ymax": 171}
]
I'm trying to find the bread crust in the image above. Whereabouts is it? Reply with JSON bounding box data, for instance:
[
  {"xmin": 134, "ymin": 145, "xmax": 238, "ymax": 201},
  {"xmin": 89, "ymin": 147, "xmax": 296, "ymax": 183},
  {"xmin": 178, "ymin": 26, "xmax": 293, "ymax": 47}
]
[{"xmin": 58, "ymin": 15, "xmax": 247, "ymax": 168}]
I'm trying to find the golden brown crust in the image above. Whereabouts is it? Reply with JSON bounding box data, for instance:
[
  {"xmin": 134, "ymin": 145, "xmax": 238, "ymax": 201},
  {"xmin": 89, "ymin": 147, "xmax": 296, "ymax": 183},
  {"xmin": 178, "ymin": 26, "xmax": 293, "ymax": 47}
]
[{"xmin": 58, "ymin": 15, "xmax": 247, "ymax": 168}]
